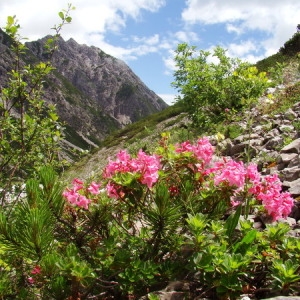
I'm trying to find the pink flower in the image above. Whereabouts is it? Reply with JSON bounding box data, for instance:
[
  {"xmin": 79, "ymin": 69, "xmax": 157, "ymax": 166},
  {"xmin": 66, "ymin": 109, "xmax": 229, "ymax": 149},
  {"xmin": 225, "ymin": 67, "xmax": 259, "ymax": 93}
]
[
  {"xmin": 70, "ymin": 178, "xmax": 84, "ymax": 192},
  {"xmin": 28, "ymin": 277, "xmax": 35, "ymax": 284},
  {"xmin": 104, "ymin": 149, "xmax": 161, "ymax": 190},
  {"xmin": 175, "ymin": 137, "xmax": 214, "ymax": 165},
  {"xmin": 62, "ymin": 180, "xmax": 92, "ymax": 210},
  {"xmin": 72, "ymin": 178, "xmax": 84, "ymax": 186},
  {"xmin": 249, "ymin": 174, "xmax": 294, "ymax": 220},
  {"xmin": 176, "ymin": 141, "xmax": 194, "ymax": 153},
  {"xmin": 194, "ymin": 137, "xmax": 214, "ymax": 165},
  {"xmin": 87, "ymin": 182, "xmax": 101, "ymax": 195},
  {"xmin": 31, "ymin": 265, "xmax": 41, "ymax": 275},
  {"xmin": 213, "ymin": 159, "xmax": 246, "ymax": 188},
  {"xmin": 104, "ymin": 150, "xmax": 136, "ymax": 178},
  {"xmin": 245, "ymin": 163, "xmax": 260, "ymax": 183},
  {"xmin": 62, "ymin": 189, "xmax": 91, "ymax": 209},
  {"xmin": 76, "ymin": 195, "xmax": 91, "ymax": 210},
  {"xmin": 136, "ymin": 150, "xmax": 160, "ymax": 188},
  {"xmin": 62, "ymin": 189, "xmax": 78, "ymax": 205},
  {"xmin": 106, "ymin": 181, "xmax": 120, "ymax": 199}
]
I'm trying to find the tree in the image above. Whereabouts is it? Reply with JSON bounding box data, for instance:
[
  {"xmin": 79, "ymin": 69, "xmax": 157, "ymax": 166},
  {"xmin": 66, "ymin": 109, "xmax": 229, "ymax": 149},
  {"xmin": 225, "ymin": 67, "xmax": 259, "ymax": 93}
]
[
  {"xmin": 172, "ymin": 43, "xmax": 270, "ymax": 129},
  {"xmin": 0, "ymin": 5, "xmax": 74, "ymax": 205}
]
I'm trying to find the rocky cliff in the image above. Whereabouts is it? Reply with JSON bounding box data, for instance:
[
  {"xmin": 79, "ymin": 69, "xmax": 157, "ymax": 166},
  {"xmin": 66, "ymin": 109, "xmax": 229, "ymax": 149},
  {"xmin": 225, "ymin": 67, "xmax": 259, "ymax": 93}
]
[{"xmin": 0, "ymin": 30, "xmax": 168, "ymax": 152}]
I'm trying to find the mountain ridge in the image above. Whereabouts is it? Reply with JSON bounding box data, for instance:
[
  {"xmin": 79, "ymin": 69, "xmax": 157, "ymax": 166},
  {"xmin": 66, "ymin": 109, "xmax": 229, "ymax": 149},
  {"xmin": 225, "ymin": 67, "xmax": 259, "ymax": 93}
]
[{"xmin": 0, "ymin": 29, "xmax": 168, "ymax": 158}]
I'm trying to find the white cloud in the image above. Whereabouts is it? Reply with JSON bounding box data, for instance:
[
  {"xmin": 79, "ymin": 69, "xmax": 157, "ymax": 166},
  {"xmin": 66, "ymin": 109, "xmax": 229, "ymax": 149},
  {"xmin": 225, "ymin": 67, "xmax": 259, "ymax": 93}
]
[
  {"xmin": 227, "ymin": 41, "xmax": 257, "ymax": 58},
  {"xmin": 174, "ymin": 30, "xmax": 199, "ymax": 43},
  {"xmin": 182, "ymin": 0, "xmax": 300, "ymax": 57},
  {"xmin": 226, "ymin": 24, "xmax": 243, "ymax": 35},
  {"xmin": 0, "ymin": 0, "xmax": 166, "ymax": 41},
  {"xmin": 0, "ymin": 0, "xmax": 168, "ymax": 63}
]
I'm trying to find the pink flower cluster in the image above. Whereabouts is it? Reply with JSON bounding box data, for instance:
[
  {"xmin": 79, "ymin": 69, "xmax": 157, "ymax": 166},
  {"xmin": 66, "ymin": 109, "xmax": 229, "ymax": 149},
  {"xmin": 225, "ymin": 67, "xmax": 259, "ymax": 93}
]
[
  {"xmin": 206, "ymin": 157, "xmax": 294, "ymax": 220},
  {"xmin": 249, "ymin": 173, "xmax": 294, "ymax": 220},
  {"xmin": 175, "ymin": 137, "xmax": 214, "ymax": 165},
  {"xmin": 103, "ymin": 149, "xmax": 161, "ymax": 198},
  {"xmin": 212, "ymin": 159, "xmax": 247, "ymax": 188},
  {"xmin": 27, "ymin": 265, "xmax": 42, "ymax": 284},
  {"xmin": 64, "ymin": 137, "xmax": 294, "ymax": 221},
  {"xmin": 62, "ymin": 178, "xmax": 101, "ymax": 209}
]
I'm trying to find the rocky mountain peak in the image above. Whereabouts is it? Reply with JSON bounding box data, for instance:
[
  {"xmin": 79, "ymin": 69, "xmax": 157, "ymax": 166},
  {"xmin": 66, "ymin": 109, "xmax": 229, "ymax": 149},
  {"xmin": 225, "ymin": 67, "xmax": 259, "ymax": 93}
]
[{"xmin": 0, "ymin": 29, "xmax": 168, "ymax": 155}]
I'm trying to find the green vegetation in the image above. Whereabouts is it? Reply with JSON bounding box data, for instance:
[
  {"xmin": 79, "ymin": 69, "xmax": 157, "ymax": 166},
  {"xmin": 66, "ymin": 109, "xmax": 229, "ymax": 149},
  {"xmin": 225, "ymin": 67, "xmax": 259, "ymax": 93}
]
[
  {"xmin": 0, "ymin": 6, "xmax": 74, "ymax": 204},
  {"xmin": 1, "ymin": 8, "xmax": 300, "ymax": 300},
  {"xmin": 172, "ymin": 44, "xmax": 270, "ymax": 131}
]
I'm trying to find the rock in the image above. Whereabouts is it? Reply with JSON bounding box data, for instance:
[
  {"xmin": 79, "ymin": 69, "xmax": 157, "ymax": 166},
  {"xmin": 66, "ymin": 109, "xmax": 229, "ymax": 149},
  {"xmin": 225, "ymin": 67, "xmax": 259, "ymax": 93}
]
[
  {"xmin": 281, "ymin": 167, "xmax": 300, "ymax": 181},
  {"xmin": 284, "ymin": 108, "xmax": 298, "ymax": 120},
  {"xmin": 0, "ymin": 29, "xmax": 168, "ymax": 160},
  {"xmin": 277, "ymin": 153, "xmax": 298, "ymax": 170},
  {"xmin": 287, "ymin": 178, "xmax": 300, "ymax": 196},
  {"xmin": 281, "ymin": 139, "xmax": 300, "ymax": 153}
]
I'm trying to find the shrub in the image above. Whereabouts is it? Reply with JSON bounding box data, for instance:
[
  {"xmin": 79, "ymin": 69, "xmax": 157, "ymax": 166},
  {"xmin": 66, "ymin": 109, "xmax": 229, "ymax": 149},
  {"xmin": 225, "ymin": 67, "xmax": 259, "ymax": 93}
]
[
  {"xmin": 172, "ymin": 44, "xmax": 270, "ymax": 130},
  {"xmin": 0, "ymin": 5, "xmax": 74, "ymax": 204},
  {"xmin": 0, "ymin": 134, "xmax": 297, "ymax": 299}
]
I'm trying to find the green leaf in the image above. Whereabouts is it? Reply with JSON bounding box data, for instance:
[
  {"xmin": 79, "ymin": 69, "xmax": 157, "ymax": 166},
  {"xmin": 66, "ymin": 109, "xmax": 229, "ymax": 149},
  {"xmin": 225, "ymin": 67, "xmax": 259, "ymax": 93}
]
[
  {"xmin": 58, "ymin": 11, "xmax": 64, "ymax": 20},
  {"xmin": 233, "ymin": 229, "xmax": 257, "ymax": 254},
  {"xmin": 225, "ymin": 204, "xmax": 241, "ymax": 239},
  {"xmin": 7, "ymin": 16, "xmax": 15, "ymax": 26}
]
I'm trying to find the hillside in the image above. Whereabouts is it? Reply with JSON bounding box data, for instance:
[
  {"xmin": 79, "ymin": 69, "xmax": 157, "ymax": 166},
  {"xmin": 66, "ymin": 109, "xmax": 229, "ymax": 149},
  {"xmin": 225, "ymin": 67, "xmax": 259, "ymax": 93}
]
[{"xmin": 63, "ymin": 36, "xmax": 300, "ymax": 192}]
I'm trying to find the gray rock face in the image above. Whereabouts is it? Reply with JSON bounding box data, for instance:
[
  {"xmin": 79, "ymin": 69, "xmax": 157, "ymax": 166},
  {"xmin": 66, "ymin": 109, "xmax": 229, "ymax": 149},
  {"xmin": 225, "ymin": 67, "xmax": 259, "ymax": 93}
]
[{"xmin": 0, "ymin": 30, "xmax": 168, "ymax": 151}]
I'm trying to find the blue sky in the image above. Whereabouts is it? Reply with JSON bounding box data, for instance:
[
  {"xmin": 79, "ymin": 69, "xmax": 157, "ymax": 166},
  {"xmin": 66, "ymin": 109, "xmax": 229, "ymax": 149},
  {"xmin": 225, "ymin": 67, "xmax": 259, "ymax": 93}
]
[{"xmin": 1, "ymin": 0, "xmax": 300, "ymax": 105}]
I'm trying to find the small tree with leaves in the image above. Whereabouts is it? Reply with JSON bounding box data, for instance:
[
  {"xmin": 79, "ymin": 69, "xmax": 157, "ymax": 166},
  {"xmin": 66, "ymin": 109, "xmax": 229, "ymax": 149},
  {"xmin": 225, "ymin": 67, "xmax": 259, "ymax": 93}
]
[
  {"xmin": 172, "ymin": 43, "xmax": 270, "ymax": 129},
  {"xmin": 0, "ymin": 5, "xmax": 74, "ymax": 205}
]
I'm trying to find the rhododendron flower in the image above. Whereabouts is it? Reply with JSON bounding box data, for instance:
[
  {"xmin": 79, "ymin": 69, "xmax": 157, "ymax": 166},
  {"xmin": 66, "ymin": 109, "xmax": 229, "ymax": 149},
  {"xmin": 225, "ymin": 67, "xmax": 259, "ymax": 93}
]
[
  {"xmin": 175, "ymin": 141, "xmax": 194, "ymax": 153},
  {"xmin": 71, "ymin": 178, "xmax": 84, "ymax": 192},
  {"xmin": 104, "ymin": 149, "xmax": 161, "ymax": 190},
  {"xmin": 136, "ymin": 150, "xmax": 160, "ymax": 188},
  {"xmin": 249, "ymin": 174, "xmax": 294, "ymax": 220},
  {"xmin": 62, "ymin": 189, "xmax": 78, "ymax": 205},
  {"xmin": 106, "ymin": 181, "xmax": 120, "ymax": 199},
  {"xmin": 213, "ymin": 159, "xmax": 246, "ymax": 188},
  {"xmin": 27, "ymin": 277, "xmax": 35, "ymax": 284},
  {"xmin": 194, "ymin": 137, "xmax": 214, "ymax": 165},
  {"xmin": 245, "ymin": 163, "xmax": 260, "ymax": 183},
  {"xmin": 63, "ymin": 179, "xmax": 97, "ymax": 209},
  {"xmin": 63, "ymin": 189, "xmax": 91, "ymax": 209},
  {"xmin": 175, "ymin": 137, "xmax": 214, "ymax": 165},
  {"xmin": 104, "ymin": 150, "xmax": 137, "ymax": 178},
  {"xmin": 31, "ymin": 265, "xmax": 41, "ymax": 275},
  {"xmin": 87, "ymin": 182, "xmax": 101, "ymax": 195},
  {"xmin": 72, "ymin": 178, "xmax": 83, "ymax": 185}
]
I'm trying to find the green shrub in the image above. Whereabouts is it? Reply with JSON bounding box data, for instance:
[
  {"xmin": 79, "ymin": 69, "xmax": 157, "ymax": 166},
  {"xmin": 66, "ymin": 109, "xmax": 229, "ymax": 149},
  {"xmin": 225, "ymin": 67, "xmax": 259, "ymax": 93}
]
[{"xmin": 172, "ymin": 43, "xmax": 270, "ymax": 129}]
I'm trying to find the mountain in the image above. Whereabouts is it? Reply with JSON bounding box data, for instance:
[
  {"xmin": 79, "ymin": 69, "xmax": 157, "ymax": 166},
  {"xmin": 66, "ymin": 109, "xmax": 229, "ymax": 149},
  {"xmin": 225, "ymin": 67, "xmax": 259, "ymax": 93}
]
[{"xmin": 0, "ymin": 30, "xmax": 168, "ymax": 154}]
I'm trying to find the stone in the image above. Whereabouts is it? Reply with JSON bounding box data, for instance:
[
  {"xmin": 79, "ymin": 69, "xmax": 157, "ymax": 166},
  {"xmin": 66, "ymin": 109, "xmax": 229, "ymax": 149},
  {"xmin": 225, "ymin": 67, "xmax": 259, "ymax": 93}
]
[
  {"xmin": 281, "ymin": 167, "xmax": 300, "ymax": 181},
  {"xmin": 284, "ymin": 108, "xmax": 298, "ymax": 120},
  {"xmin": 277, "ymin": 153, "xmax": 298, "ymax": 170},
  {"xmin": 286, "ymin": 178, "xmax": 300, "ymax": 196},
  {"xmin": 264, "ymin": 136, "xmax": 284, "ymax": 150},
  {"xmin": 281, "ymin": 139, "xmax": 300, "ymax": 153}
]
